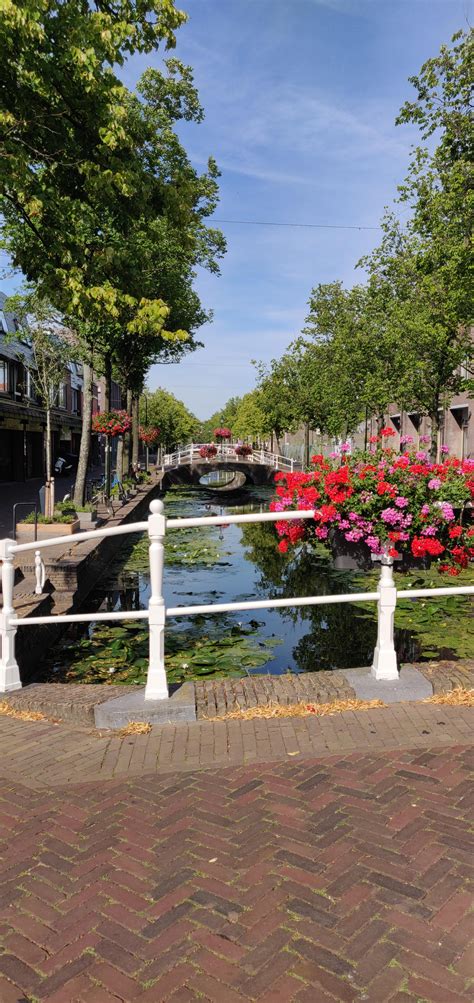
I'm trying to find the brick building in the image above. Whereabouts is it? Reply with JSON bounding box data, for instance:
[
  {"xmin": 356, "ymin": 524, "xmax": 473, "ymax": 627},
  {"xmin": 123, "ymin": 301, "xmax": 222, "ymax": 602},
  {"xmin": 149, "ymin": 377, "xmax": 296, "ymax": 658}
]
[{"xmin": 0, "ymin": 291, "xmax": 83, "ymax": 482}]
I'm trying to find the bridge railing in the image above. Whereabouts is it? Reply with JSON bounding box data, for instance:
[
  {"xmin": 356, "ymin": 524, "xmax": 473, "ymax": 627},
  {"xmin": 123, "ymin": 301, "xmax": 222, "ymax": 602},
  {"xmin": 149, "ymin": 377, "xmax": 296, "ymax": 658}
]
[
  {"xmin": 1, "ymin": 500, "xmax": 473, "ymax": 698},
  {"xmin": 162, "ymin": 443, "xmax": 300, "ymax": 472}
]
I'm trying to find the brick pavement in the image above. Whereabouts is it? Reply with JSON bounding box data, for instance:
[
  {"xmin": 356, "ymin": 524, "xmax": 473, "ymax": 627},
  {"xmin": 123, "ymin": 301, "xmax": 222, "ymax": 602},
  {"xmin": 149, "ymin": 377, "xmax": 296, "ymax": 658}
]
[{"xmin": 0, "ymin": 705, "xmax": 472, "ymax": 1002}]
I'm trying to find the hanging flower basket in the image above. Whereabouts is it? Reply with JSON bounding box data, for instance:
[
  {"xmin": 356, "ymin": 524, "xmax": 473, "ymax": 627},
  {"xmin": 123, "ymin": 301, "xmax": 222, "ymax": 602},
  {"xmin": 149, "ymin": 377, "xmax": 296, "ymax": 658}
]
[
  {"xmin": 139, "ymin": 426, "xmax": 160, "ymax": 446},
  {"xmin": 270, "ymin": 432, "xmax": 474, "ymax": 575},
  {"xmin": 213, "ymin": 427, "xmax": 232, "ymax": 441},
  {"xmin": 92, "ymin": 410, "xmax": 132, "ymax": 438},
  {"xmin": 235, "ymin": 445, "xmax": 252, "ymax": 456},
  {"xmin": 200, "ymin": 444, "xmax": 218, "ymax": 459}
]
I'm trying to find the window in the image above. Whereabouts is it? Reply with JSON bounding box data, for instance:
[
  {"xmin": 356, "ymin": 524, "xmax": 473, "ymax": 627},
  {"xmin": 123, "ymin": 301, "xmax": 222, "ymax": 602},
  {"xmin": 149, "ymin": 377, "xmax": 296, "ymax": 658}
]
[
  {"xmin": 72, "ymin": 388, "xmax": 81, "ymax": 415},
  {"xmin": 0, "ymin": 358, "xmax": 8, "ymax": 392},
  {"xmin": 58, "ymin": 384, "xmax": 67, "ymax": 408}
]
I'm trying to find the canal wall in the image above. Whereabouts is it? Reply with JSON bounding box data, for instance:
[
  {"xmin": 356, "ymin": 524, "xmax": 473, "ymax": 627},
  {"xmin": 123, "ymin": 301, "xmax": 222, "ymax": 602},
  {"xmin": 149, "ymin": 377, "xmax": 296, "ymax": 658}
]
[{"xmin": 13, "ymin": 475, "xmax": 164, "ymax": 684}]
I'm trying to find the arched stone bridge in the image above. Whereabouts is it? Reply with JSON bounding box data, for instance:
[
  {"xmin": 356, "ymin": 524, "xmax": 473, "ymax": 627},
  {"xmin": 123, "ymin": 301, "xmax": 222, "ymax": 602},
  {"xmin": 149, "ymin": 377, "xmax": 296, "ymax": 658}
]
[{"xmin": 160, "ymin": 444, "xmax": 299, "ymax": 488}]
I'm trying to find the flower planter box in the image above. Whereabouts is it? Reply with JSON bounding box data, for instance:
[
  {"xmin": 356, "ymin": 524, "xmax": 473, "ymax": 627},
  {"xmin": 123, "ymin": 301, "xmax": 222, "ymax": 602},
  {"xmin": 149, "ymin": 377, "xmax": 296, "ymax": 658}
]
[
  {"xmin": 331, "ymin": 531, "xmax": 430, "ymax": 572},
  {"xmin": 16, "ymin": 519, "xmax": 80, "ymax": 542}
]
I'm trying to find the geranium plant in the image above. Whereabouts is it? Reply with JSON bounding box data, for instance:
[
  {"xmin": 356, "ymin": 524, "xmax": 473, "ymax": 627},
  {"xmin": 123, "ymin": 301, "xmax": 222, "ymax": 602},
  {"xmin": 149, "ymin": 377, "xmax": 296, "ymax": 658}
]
[
  {"xmin": 92, "ymin": 410, "xmax": 132, "ymax": 437},
  {"xmin": 270, "ymin": 430, "xmax": 474, "ymax": 575},
  {"xmin": 200, "ymin": 444, "xmax": 218, "ymax": 458},
  {"xmin": 139, "ymin": 425, "xmax": 160, "ymax": 446},
  {"xmin": 213, "ymin": 427, "xmax": 232, "ymax": 440},
  {"xmin": 235, "ymin": 444, "xmax": 252, "ymax": 456}
]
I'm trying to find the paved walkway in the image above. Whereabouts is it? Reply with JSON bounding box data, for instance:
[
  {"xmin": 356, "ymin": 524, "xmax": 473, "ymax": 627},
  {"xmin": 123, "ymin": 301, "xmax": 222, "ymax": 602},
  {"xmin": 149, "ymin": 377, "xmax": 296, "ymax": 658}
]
[{"xmin": 0, "ymin": 703, "xmax": 472, "ymax": 1002}]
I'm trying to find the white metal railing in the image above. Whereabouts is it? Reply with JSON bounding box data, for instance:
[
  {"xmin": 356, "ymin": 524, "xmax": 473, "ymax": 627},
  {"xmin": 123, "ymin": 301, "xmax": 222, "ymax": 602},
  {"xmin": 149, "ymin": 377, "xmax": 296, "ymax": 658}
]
[
  {"xmin": 1, "ymin": 500, "xmax": 472, "ymax": 699},
  {"xmin": 161, "ymin": 443, "xmax": 298, "ymax": 472}
]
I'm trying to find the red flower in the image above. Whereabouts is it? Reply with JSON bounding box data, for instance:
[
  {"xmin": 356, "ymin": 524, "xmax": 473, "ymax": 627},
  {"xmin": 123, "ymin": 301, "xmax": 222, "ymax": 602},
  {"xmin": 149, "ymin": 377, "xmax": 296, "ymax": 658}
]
[
  {"xmin": 380, "ymin": 427, "xmax": 396, "ymax": 437},
  {"xmin": 448, "ymin": 567, "xmax": 461, "ymax": 576},
  {"xmin": 448, "ymin": 526, "xmax": 463, "ymax": 539},
  {"xmin": 388, "ymin": 548, "xmax": 399, "ymax": 558},
  {"xmin": 278, "ymin": 539, "xmax": 289, "ymax": 554}
]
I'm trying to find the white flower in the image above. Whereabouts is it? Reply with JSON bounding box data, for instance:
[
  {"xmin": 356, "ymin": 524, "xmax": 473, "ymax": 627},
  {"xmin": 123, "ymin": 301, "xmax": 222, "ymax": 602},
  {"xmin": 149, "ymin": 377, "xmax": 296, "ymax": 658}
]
[
  {"xmin": 182, "ymin": 662, "xmax": 189, "ymax": 669},
  {"xmin": 108, "ymin": 667, "xmax": 116, "ymax": 674}
]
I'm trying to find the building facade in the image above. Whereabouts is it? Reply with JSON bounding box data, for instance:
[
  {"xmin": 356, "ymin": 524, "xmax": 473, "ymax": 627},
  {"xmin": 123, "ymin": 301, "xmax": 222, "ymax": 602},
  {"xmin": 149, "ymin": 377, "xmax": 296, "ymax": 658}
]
[
  {"xmin": 0, "ymin": 292, "xmax": 83, "ymax": 482},
  {"xmin": 280, "ymin": 391, "xmax": 472, "ymax": 463}
]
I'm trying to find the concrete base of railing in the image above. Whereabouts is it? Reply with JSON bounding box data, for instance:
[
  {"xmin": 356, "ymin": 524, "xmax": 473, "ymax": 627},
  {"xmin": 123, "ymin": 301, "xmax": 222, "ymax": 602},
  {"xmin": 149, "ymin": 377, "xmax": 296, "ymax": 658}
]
[
  {"xmin": 341, "ymin": 665, "xmax": 433, "ymax": 703},
  {"xmin": 94, "ymin": 683, "xmax": 196, "ymax": 730}
]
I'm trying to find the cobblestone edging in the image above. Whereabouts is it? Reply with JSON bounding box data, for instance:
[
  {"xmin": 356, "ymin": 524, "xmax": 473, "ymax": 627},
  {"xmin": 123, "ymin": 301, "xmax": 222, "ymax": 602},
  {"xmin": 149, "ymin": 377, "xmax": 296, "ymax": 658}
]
[{"xmin": 3, "ymin": 660, "xmax": 473, "ymax": 726}]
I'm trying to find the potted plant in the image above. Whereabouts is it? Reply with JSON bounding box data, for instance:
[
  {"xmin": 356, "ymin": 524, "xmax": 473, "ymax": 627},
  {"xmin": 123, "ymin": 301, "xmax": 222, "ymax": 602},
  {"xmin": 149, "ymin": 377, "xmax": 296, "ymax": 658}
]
[
  {"xmin": 16, "ymin": 504, "xmax": 80, "ymax": 540},
  {"xmin": 270, "ymin": 432, "xmax": 474, "ymax": 576},
  {"xmin": 235, "ymin": 444, "xmax": 252, "ymax": 457},
  {"xmin": 91, "ymin": 410, "xmax": 133, "ymax": 438},
  {"xmin": 200, "ymin": 444, "xmax": 218, "ymax": 460}
]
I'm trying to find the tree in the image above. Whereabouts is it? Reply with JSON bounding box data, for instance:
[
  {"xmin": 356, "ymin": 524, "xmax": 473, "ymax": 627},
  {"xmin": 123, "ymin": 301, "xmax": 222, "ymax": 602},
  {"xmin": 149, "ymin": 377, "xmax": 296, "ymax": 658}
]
[
  {"xmin": 140, "ymin": 388, "xmax": 199, "ymax": 449},
  {"xmin": 254, "ymin": 360, "xmax": 299, "ymax": 453},
  {"xmin": 7, "ymin": 291, "xmax": 75, "ymax": 514},
  {"xmin": 1, "ymin": 2, "xmax": 225, "ymax": 500},
  {"xmin": 232, "ymin": 391, "xmax": 269, "ymax": 441},
  {"xmin": 360, "ymin": 217, "xmax": 473, "ymax": 455}
]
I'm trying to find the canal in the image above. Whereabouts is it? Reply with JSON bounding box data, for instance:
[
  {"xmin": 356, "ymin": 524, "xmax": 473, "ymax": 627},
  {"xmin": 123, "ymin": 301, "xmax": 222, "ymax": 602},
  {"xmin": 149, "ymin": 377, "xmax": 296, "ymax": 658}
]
[{"xmin": 40, "ymin": 484, "xmax": 474, "ymax": 685}]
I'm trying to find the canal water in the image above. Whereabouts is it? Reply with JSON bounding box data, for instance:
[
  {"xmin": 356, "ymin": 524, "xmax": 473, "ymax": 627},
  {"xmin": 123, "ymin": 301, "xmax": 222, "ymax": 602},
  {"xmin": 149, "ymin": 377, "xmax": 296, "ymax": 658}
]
[{"xmin": 40, "ymin": 484, "xmax": 474, "ymax": 686}]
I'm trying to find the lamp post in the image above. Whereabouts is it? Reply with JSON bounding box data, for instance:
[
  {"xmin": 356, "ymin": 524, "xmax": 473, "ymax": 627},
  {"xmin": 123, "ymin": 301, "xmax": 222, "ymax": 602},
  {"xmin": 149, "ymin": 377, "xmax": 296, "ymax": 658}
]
[{"xmin": 144, "ymin": 392, "xmax": 149, "ymax": 471}]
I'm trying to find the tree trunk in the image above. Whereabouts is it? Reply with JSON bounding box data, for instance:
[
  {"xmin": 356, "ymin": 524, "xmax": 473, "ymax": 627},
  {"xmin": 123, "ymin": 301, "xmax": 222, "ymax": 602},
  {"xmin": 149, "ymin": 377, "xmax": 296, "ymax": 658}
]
[
  {"xmin": 430, "ymin": 410, "xmax": 440, "ymax": 462},
  {"xmin": 123, "ymin": 388, "xmax": 132, "ymax": 474},
  {"xmin": 103, "ymin": 353, "xmax": 112, "ymax": 496},
  {"xmin": 303, "ymin": 422, "xmax": 310, "ymax": 469},
  {"xmin": 131, "ymin": 396, "xmax": 139, "ymax": 468},
  {"xmin": 45, "ymin": 405, "xmax": 52, "ymax": 517},
  {"xmin": 274, "ymin": 430, "xmax": 281, "ymax": 453},
  {"xmin": 73, "ymin": 361, "xmax": 93, "ymax": 508}
]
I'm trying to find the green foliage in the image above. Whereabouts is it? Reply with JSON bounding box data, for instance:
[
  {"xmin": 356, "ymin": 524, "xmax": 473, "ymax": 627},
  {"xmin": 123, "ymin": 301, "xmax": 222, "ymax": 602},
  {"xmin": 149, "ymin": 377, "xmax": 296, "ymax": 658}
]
[
  {"xmin": 230, "ymin": 391, "xmax": 269, "ymax": 440},
  {"xmin": 141, "ymin": 387, "xmax": 199, "ymax": 448},
  {"xmin": 21, "ymin": 511, "xmax": 76, "ymax": 524},
  {"xmin": 0, "ymin": 0, "xmax": 225, "ymax": 396}
]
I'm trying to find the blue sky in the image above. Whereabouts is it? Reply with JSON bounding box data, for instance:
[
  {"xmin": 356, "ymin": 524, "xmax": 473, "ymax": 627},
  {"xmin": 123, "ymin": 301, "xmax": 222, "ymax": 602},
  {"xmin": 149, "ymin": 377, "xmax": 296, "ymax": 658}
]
[{"xmin": 3, "ymin": 0, "xmax": 471, "ymax": 418}]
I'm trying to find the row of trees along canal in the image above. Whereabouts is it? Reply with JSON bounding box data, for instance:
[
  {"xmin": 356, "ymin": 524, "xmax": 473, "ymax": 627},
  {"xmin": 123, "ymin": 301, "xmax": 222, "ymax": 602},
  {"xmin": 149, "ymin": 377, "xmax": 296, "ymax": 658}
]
[
  {"xmin": 0, "ymin": 0, "xmax": 225, "ymax": 504},
  {"xmin": 204, "ymin": 31, "xmax": 473, "ymax": 466}
]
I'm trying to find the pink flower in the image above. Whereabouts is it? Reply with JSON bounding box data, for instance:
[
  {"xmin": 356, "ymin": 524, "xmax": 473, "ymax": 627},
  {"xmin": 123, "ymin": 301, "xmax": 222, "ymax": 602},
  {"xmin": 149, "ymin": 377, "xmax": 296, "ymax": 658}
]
[
  {"xmin": 419, "ymin": 435, "xmax": 431, "ymax": 445},
  {"xmin": 416, "ymin": 451, "xmax": 428, "ymax": 461},
  {"xmin": 428, "ymin": 478, "xmax": 442, "ymax": 490},
  {"xmin": 440, "ymin": 445, "xmax": 450, "ymax": 454},
  {"xmin": 315, "ymin": 526, "xmax": 329, "ymax": 539},
  {"xmin": 395, "ymin": 496, "xmax": 408, "ymax": 508}
]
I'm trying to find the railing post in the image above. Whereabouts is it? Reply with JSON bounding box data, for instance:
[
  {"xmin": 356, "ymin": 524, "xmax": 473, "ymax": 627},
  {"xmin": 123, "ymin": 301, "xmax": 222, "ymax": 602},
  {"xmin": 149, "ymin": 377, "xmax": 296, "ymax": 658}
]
[
  {"xmin": 34, "ymin": 550, "xmax": 45, "ymax": 595},
  {"xmin": 145, "ymin": 499, "xmax": 168, "ymax": 700},
  {"xmin": 372, "ymin": 553, "xmax": 398, "ymax": 681},
  {"xmin": 0, "ymin": 539, "xmax": 21, "ymax": 692},
  {"xmin": 291, "ymin": 458, "xmax": 294, "ymax": 472}
]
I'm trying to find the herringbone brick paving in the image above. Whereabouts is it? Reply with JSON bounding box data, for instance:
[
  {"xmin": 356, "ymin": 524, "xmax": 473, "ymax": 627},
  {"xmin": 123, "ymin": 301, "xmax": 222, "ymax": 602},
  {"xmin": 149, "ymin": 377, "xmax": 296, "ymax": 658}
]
[{"xmin": 0, "ymin": 715, "xmax": 472, "ymax": 1001}]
